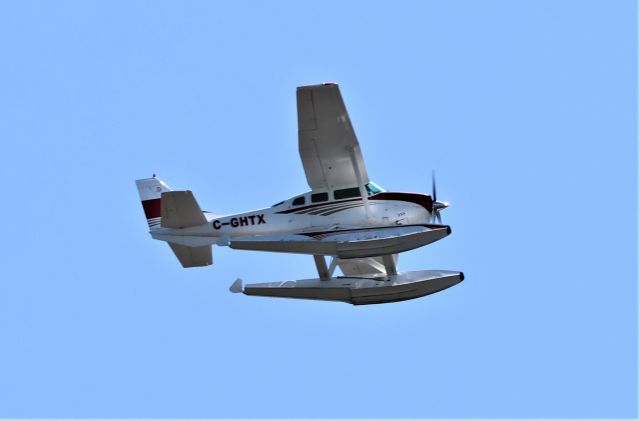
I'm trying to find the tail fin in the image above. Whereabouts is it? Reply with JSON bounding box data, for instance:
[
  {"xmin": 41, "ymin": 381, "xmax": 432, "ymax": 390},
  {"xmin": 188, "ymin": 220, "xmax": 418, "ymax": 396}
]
[
  {"xmin": 135, "ymin": 176, "xmax": 172, "ymax": 230},
  {"xmin": 135, "ymin": 176, "xmax": 213, "ymax": 268}
]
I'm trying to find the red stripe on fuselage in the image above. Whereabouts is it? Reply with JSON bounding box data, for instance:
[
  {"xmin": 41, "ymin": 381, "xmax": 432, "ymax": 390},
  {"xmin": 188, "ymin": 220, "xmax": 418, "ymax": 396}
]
[{"xmin": 277, "ymin": 198, "xmax": 360, "ymax": 214}]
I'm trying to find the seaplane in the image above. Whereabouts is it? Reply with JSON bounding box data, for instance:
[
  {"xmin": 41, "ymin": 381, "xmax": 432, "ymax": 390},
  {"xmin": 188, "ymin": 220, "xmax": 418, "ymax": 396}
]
[{"xmin": 135, "ymin": 83, "xmax": 463, "ymax": 305}]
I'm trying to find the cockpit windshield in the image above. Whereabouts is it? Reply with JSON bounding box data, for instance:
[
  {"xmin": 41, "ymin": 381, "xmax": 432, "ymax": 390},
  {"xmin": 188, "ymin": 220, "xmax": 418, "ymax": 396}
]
[
  {"xmin": 271, "ymin": 200, "xmax": 285, "ymax": 207},
  {"xmin": 365, "ymin": 181, "xmax": 385, "ymax": 195}
]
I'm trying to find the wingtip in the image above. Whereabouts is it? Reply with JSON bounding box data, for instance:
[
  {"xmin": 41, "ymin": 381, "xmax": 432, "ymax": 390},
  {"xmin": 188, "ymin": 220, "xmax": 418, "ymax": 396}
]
[{"xmin": 297, "ymin": 82, "xmax": 339, "ymax": 90}]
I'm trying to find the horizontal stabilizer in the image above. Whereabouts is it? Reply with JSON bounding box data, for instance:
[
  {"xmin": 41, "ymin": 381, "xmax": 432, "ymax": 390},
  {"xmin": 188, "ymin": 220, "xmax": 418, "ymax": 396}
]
[
  {"xmin": 229, "ymin": 225, "xmax": 450, "ymax": 259},
  {"xmin": 168, "ymin": 243, "xmax": 212, "ymax": 268},
  {"xmin": 161, "ymin": 191, "xmax": 207, "ymax": 228}
]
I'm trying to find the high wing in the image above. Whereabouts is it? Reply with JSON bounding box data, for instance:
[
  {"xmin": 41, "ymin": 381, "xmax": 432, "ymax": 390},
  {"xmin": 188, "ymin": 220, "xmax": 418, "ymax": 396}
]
[{"xmin": 297, "ymin": 83, "xmax": 369, "ymax": 191}]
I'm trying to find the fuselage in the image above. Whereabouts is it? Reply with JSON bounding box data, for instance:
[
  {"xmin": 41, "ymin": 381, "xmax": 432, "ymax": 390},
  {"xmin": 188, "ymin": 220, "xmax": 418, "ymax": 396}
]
[{"xmin": 150, "ymin": 189, "xmax": 437, "ymax": 244}]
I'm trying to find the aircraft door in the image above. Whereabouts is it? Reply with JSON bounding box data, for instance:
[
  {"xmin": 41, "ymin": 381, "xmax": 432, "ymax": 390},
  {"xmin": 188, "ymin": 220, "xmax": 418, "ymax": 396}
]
[{"xmin": 287, "ymin": 194, "xmax": 311, "ymax": 230}]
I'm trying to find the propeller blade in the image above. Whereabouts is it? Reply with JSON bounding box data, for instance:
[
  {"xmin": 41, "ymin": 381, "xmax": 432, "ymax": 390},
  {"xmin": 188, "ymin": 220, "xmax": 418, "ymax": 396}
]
[
  {"xmin": 432, "ymin": 171, "xmax": 437, "ymax": 202},
  {"xmin": 430, "ymin": 170, "xmax": 446, "ymax": 224}
]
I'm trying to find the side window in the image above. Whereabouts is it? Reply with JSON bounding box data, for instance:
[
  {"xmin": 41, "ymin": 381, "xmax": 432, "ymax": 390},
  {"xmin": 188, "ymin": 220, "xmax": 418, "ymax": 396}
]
[
  {"xmin": 334, "ymin": 187, "xmax": 361, "ymax": 200},
  {"xmin": 311, "ymin": 192, "xmax": 328, "ymax": 203},
  {"xmin": 292, "ymin": 196, "xmax": 305, "ymax": 206}
]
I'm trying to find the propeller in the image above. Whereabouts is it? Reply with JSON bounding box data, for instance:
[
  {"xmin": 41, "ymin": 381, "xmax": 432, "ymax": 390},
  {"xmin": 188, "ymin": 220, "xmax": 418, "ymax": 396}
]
[{"xmin": 431, "ymin": 171, "xmax": 448, "ymax": 223}]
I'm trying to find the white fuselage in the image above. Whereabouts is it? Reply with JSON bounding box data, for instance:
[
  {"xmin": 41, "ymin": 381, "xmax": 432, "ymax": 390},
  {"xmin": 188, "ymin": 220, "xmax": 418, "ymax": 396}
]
[{"xmin": 150, "ymin": 192, "xmax": 434, "ymax": 247}]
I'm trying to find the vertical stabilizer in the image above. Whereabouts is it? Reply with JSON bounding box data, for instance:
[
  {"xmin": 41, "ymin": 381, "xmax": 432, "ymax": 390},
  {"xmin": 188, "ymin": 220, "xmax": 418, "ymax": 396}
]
[{"xmin": 135, "ymin": 176, "xmax": 172, "ymax": 230}]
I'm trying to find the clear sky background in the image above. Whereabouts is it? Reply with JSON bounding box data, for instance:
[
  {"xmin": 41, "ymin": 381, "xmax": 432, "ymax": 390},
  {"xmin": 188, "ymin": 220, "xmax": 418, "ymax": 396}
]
[{"xmin": 0, "ymin": 0, "xmax": 636, "ymax": 418}]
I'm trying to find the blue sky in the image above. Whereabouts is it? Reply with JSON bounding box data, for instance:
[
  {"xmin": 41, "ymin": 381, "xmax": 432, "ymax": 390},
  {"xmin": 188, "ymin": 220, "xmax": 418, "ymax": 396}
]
[{"xmin": 0, "ymin": 0, "xmax": 636, "ymax": 418}]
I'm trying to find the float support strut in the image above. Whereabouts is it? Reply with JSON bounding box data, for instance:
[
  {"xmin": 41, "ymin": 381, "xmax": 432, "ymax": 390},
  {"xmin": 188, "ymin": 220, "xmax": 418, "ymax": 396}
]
[{"xmin": 314, "ymin": 255, "xmax": 330, "ymax": 281}]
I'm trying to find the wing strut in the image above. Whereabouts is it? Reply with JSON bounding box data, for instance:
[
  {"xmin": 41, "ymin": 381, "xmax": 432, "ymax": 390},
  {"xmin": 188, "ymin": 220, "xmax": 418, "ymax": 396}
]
[
  {"xmin": 381, "ymin": 254, "xmax": 398, "ymax": 277},
  {"xmin": 347, "ymin": 145, "xmax": 372, "ymax": 223},
  {"xmin": 327, "ymin": 257, "xmax": 339, "ymax": 278}
]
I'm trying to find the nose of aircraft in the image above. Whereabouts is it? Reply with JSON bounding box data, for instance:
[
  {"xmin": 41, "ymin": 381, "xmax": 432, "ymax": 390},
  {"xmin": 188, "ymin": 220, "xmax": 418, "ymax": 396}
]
[
  {"xmin": 430, "ymin": 172, "xmax": 449, "ymax": 223},
  {"xmin": 433, "ymin": 200, "xmax": 448, "ymax": 211},
  {"xmin": 429, "ymin": 200, "xmax": 449, "ymax": 224}
]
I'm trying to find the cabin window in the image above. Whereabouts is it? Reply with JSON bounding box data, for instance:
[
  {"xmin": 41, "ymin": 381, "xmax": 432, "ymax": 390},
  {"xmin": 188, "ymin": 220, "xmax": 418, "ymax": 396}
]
[
  {"xmin": 311, "ymin": 192, "xmax": 328, "ymax": 203},
  {"xmin": 334, "ymin": 187, "xmax": 361, "ymax": 200},
  {"xmin": 292, "ymin": 196, "xmax": 305, "ymax": 206}
]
